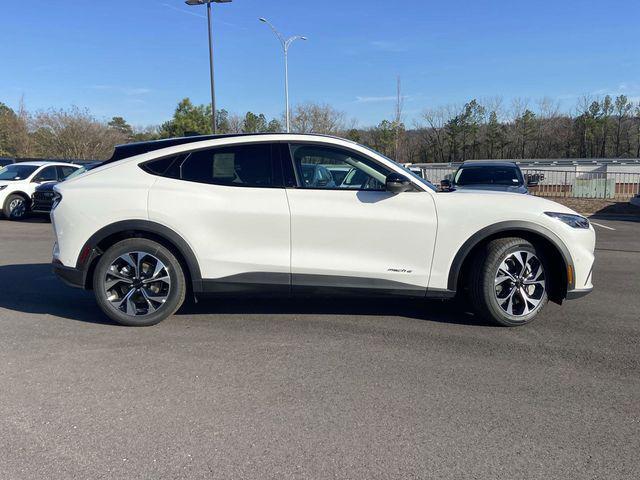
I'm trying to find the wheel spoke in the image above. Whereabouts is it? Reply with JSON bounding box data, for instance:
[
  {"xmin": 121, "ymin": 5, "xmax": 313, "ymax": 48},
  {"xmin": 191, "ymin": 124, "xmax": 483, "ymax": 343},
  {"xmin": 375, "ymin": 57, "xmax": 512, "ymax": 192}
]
[
  {"xmin": 496, "ymin": 264, "xmax": 516, "ymax": 284},
  {"xmin": 140, "ymin": 289, "xmax": 158, "ymax": 313},
  {"xmin": 527, "ymin": 262, "xmax": 543, "ymax": 281},
  {"xmin": 500, "ymin": 287, "xmax": 517, "ymax": 315},
  {"xmin": 143, "ymin": 275, "xmax": 170, "ymax": 285},
  {"xmin": 105, "ymin": 275, "xmax": 133, "ymax": 290},
  {"xmin": 525, "ymin": 293, "xmax": 542, "ymax": 307},
  {"xmin": 143, "ymin": 287, "xmax": 168, "ymax": 302},
  {"xmin": 110, "ymin": 288, "xmax": 135, "ymax": 314},
  {"xmin": 519, "ymin": 287, "xmax": 530, "ymax": 315},
  {"xmin": 512, "ymin": 252, "xmax": 527, "ymax": 276},
  {"xmin": 150, "ymin": 260, "xmax": 166, "ymax": 279},
  {"xmin": 118, "ymin": 254, "xmax": 138, "ymax": 277},
  {"xmin": 135, "ymin": 251, "xmax": 147, "ymax": 279}
]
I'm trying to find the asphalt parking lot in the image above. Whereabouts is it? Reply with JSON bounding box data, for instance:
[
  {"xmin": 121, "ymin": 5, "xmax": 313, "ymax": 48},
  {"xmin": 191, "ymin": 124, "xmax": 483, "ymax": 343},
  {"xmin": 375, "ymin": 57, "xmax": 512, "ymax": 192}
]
[{"xmin": 1, "ymin": 217, "xmax": 638, "ymax": 479}]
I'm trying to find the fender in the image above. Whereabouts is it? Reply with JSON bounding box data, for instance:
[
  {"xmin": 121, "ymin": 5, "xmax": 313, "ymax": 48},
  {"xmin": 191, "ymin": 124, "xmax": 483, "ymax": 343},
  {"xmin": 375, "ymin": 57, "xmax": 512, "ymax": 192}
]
[
  {"xmin": 446, "ymin": 220, "xmax": 575, "ymax": 292},
  {"xmin": 78, "ymin": 220, "xmax": 203, "ymax": 291}
]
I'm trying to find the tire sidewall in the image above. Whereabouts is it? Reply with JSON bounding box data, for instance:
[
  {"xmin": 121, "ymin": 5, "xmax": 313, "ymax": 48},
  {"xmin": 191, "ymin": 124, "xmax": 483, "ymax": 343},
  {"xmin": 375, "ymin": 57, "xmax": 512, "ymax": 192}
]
[
  {"xmin": 482, "ymin": 241, "xmax": 549, "ymax": 326},
  {"xmin": 93, "ymin": 239, "xmax": 186, "ymax": 326}
]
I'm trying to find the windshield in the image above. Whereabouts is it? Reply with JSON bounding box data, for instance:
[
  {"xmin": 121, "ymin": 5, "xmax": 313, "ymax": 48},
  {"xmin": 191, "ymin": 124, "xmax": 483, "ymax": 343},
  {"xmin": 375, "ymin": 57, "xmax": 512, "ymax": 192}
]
[
  {"xmin": 454, "ymin": 165, "xmax": 523, "ymax": 186},
  {"xmin": 0, "ymin": 164, "xmax": 39, "ymax": 181},
  {"xmin": 65, "ymin": 166, "xmax": 87, "ymax": 181}
]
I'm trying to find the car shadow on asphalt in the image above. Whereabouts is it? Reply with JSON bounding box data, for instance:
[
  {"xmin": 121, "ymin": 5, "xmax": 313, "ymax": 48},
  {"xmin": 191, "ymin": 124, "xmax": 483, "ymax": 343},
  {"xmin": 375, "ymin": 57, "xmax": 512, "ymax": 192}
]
[
  {"xmin": 0, "ymin": 263, "xmax": 494, "ymax": 327},
  {"xmin": 0, "ymin": 215, "xmax": 50, "ymax": 224}
]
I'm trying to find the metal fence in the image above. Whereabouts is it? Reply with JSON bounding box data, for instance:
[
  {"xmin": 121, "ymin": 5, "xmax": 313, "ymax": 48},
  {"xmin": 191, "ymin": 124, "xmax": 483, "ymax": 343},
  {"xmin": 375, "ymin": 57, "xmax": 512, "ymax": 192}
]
[{"xmin": 417, "ymin": 167, "xmax": 640, "ymax": 200}]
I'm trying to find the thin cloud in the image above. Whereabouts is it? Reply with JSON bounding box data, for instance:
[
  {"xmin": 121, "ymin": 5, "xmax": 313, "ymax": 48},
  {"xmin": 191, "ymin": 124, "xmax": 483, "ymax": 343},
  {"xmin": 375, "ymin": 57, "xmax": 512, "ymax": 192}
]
[
  {"xmin": 123, "ymin": 87, "xmax": 152, "ymax": 96},
  {"xmin": 162, "ymin": 3, "xmax": 206, "ymax": 19},
  {"xmin": 161, "ymin": 3, "xmax": 242, "ymax": 28},
  {"xmin": 356, "ymin": 95, "xmax": 397, "ymax": 103},
  {"xmin": 89, "ymin": 85, "xmax": 152, "ymax": 96},
  {"xmin": 370, "ymin": 40, "xmax": 409, "ymax": 53},
  {"xmin": 355, "ymin": 94, "xmax": 416, "ymax": 104}
]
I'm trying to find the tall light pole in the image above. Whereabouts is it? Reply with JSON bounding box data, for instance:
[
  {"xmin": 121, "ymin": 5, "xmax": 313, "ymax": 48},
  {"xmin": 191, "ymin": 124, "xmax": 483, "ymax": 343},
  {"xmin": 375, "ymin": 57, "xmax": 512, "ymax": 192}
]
[
  {"xmin": 259, "ymin": 18, "xmax": 307, "ymax": 133},
  {"xmin": 185, "ymin": 0, "xmax": 232, "ymax": 134}
]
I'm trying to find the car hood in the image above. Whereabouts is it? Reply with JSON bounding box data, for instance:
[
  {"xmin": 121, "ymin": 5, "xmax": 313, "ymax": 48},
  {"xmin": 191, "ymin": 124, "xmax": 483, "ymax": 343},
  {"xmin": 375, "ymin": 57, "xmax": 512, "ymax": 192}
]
[
  {"xmin": 454, "ymin": 184, "xmax": 527, "ymax": 194},
  {"xmin": 436, "ymin": 188, "xmax": 579, "ymax": 217},
  {"xmin": 35, "ymin": 182, "xmax": 58, "ymax": 192}
]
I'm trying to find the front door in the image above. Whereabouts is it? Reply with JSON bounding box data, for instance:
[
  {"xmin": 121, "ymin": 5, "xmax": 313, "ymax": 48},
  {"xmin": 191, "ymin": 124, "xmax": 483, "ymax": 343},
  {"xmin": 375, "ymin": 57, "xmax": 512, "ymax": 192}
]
[{"xmin": 284, "ymin": 143, "xmax": 437, "ymax": 295}]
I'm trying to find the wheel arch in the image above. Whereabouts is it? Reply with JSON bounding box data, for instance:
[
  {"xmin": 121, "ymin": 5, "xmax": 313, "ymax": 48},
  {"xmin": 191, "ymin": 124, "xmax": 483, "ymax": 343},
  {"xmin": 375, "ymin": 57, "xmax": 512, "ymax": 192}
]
[
  {"xmin": 78, "ymin": 220, "xmax": 203, "ymax": 292},
  {"xmin": 4, "ymin": 190, "xmax": 31, "ymax": 204},
  {"xmin": 447, "ymin": 221, "xmax": 575, "ymax": 303}
]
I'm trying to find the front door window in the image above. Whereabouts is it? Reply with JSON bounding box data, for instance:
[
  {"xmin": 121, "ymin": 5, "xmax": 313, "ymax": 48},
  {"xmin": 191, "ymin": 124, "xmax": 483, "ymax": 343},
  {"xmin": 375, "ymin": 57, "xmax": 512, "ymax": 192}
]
[{"xmin": 289, "ymin": 144, "xmax": 389, "ymax": 191}]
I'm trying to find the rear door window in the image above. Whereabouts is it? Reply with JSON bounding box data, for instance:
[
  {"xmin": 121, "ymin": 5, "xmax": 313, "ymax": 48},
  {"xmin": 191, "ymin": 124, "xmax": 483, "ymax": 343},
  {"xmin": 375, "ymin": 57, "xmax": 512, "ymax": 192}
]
[{"xmin": 145, "ymin": 144, "xmax": 282, "ymax": 188}]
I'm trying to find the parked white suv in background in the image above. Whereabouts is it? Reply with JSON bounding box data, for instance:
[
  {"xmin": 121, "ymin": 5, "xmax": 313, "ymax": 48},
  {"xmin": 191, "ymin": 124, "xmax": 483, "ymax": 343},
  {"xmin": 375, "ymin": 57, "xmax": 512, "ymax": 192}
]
[
  {"xmin": 51, "ymin": 134, "xmax": 595, "ymax": 327},
  {"xmin": 0, "ymin": 161, "xmax": 80, "ymax": 220}
]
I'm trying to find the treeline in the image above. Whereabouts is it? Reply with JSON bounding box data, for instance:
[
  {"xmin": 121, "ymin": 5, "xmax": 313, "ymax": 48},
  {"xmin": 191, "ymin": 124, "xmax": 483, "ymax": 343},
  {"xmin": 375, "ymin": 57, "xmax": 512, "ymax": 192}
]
[
  {"xmin": 2, "ymin": 95, "xmax": 640, "ymax": 163},
  {"xmin": 409, "ymin": 95, "xmax": 640, "ymax": 163}
]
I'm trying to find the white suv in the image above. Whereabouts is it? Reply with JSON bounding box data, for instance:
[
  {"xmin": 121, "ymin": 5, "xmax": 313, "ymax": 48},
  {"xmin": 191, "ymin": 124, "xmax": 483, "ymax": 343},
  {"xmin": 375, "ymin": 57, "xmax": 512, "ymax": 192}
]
[
  {"xmin": 0, "ymin": 161, "xmax": 80, "ymax": 220},
  {"xmin": 51, "ymin": 134, "xmax": 595, "ymax": 327}
]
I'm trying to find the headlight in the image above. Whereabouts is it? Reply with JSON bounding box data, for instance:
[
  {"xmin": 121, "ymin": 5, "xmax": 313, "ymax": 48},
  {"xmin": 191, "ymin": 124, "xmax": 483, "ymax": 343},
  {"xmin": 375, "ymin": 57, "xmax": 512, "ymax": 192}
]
[
  {"xmin": 545, "ymin": 212, "xmax": 590, "ymax": 229},
  {"xmin": 51, "ymin": 192, "xmax": 62, "ymax": 210},
  {"xmin": 0, "ymin": 185, "xmax": 7, "ymax": 191}
]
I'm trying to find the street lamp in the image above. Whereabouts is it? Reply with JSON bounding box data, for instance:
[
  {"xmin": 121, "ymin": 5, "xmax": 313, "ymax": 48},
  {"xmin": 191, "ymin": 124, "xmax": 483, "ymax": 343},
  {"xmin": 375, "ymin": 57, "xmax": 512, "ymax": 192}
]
[
  {"xmin": 185, "ymin": 0, "xmax": 232, "ymax": 134},
  {"xmin": 259, "ymin": 17, "xmax": 307, "ymax": 133}
]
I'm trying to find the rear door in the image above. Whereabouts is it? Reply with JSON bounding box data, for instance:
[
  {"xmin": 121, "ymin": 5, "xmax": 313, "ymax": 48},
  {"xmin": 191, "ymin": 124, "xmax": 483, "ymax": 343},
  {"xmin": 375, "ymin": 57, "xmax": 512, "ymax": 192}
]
[
  {"xmin": 147, "ymin": 142, "xmax": 291, "ymax": 291},
  {"xmin": 284, "ymin": 143, "xmax": 438, "ymax": 295}
]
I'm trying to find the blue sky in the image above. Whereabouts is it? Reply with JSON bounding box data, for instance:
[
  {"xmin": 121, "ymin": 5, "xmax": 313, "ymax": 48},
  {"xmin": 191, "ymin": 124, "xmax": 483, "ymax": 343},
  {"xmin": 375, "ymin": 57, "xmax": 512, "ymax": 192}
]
[{"xmin": 1, "ymin": 0, "xmax": 639, "ymax": 127}]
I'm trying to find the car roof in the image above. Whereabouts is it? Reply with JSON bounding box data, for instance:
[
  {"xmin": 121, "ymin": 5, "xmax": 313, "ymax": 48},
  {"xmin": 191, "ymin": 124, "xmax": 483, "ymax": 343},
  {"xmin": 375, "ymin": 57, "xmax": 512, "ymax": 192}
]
[
  {"xmin": 105, "ymin": 133, "xmax": 346, "ymax": 165},
  {"xmin": 13, "ymin": 161, "xmax": 78, "ymax": 167},
  {"xmin": 459, "ymin": 160, "xmax": 519, "ymax": 168}
]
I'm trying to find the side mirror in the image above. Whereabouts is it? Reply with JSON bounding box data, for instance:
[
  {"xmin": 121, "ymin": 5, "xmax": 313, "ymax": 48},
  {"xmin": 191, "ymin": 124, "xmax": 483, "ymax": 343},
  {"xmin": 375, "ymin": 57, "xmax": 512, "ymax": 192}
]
[
  {"xmin": 527, "ymin": 179, "xmax": 539, "ymax": 187},
  {"xmin": 385, "ymin": 173, "xmax": 412, "ymax": 194},
  {"xmin": 440, "ymin": 179, "xmax": 452, "ymax": 191}
]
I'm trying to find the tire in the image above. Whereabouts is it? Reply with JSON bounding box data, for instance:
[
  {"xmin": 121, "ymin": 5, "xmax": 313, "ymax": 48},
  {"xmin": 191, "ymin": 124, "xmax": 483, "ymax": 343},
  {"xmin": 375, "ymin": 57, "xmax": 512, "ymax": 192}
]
[
  {"xmin": 92, "ymin": 238, "xmax": 186, "ymax": 326},
  {"xmin": 3, "ymin": 194, "xmax": 29, "ymax": 220},
  {"xmin": 468, "ymin": 237, "xmax": 549, "ymax": 327}
]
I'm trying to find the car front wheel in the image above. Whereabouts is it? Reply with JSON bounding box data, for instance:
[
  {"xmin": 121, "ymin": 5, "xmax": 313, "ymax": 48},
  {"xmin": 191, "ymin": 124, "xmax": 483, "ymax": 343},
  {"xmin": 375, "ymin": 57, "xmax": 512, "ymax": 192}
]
[
  {"xmin": 469, "ymin": 237, "xmax": 549, "ymax": 326},
  {"xmin": 3, "ymin": 194, "xmax": 29, "ymax": 220},
  {"xmin": 92, "ymin": 238, "xmax": 186, "ymax": 326}
]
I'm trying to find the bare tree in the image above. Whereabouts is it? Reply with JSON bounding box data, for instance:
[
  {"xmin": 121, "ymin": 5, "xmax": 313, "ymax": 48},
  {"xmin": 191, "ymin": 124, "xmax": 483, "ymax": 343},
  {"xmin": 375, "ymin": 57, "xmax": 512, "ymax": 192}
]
[
  {"xmin": 420, "ymin": 105, "xmax": 458, "ymax": 162},
  {"xmin": 394, "ymin": 76, "xmax": 405, "ymax": 161},
  {"xmin": 613, "ymin": 95, "xmax": 632, "ymax": 157},
  {"xmin": 225, "ymin": 113, "xmax": 244, "ymax": 134},
  {"xmin": 290, "ymin": 102, "xmax": 345, "ymax": 134},
  {"xmin": 0, "ymin": 97, "xmax": 31, "ymax": 157},
  {"xmin": 31, "ymin": 107, "xmax": 127, "ymax": 160}
]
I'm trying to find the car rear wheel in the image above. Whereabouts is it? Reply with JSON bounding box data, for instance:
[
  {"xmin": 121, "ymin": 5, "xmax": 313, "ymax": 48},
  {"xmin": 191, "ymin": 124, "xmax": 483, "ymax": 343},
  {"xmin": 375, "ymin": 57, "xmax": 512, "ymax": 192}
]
[
  {"xmin": 3, "ymin": 194, "xmax": 29, "ymax": 220},
  {"xmin": 469, "ymin": 237, "xmax": 549, "ymax": 326},
  {"xmin": 92, "ymin": 238, "xmax": 186, "ymax": 326}
]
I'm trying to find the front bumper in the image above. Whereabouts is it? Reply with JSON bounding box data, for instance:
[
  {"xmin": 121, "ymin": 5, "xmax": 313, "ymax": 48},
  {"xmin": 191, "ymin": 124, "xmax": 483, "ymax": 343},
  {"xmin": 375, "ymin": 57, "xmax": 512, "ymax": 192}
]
[
  {"xmin": 52, "ymin": 261, "xmax": 84, "ymax": 289},
  {"xmin": 565, "ymin": 287, "xmax": 593, "ymax": 300}
]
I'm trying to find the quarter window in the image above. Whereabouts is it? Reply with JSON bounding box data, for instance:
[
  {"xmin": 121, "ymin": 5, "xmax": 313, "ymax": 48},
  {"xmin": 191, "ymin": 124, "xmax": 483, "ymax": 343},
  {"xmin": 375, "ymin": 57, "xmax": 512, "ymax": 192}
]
[{"xmin": 289, "ymin": 144, "xmax": 390, "ymax": 191}]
